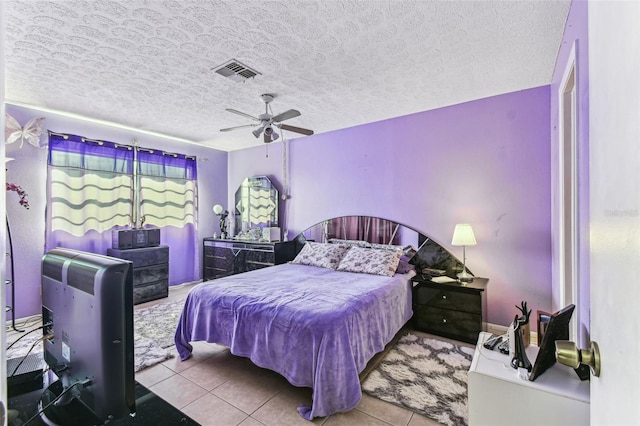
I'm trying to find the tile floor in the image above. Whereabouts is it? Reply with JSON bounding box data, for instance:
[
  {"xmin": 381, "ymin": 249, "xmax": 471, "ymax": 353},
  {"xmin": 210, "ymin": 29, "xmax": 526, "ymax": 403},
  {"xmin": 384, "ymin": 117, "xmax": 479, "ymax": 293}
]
[
  {"xmin": 7, "ymin": 282, "xmax": 473, "ymax": 426},
  {"xmin": 133, "ymin": 283, "xmax": 471, "ymax": 426}
]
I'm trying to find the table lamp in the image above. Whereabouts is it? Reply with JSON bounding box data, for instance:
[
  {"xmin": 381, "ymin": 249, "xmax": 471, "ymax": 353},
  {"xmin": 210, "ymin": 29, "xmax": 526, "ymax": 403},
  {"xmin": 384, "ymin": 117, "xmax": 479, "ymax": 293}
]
[{"xmin": 451, "ymin": 223, "xmax": 477, "ymax": 283}]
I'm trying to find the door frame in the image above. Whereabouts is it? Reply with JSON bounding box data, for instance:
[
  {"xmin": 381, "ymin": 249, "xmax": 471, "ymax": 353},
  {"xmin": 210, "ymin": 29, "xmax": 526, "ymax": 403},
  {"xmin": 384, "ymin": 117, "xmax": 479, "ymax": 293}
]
[{"xmin": 557, "ymin": 41, "xmax": 579, "ymax": 341}]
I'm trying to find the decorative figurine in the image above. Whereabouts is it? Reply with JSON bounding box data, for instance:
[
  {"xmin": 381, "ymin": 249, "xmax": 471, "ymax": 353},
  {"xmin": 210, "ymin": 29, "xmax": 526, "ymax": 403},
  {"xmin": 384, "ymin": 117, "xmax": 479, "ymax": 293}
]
[
  {"xmin": 511, "ymin": 314, "xmax": 532, "ymax": 373},
  {"xmin": 213, "ymin": 205, "xmax": 229, "ymax": 238}
]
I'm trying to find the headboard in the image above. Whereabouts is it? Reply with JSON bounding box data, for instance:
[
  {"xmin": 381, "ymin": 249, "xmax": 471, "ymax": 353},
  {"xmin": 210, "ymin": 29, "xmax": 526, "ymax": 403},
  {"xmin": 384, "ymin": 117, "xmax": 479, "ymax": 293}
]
[{"xmin": 293, "ymin": 215, "xmax": 470, "ymax": 279}]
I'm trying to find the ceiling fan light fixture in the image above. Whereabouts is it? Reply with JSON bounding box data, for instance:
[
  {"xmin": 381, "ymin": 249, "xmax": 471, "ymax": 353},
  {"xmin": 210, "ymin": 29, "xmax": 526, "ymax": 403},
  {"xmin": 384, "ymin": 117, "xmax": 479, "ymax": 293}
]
[
  {"xmin": 220, "ymin": 93, "xmax": 314, "ymax": 143},
  {"xmin": 252, "ymin": 126, "xmax": 264, "ymax": 138},
  {"xmin": 264, "ymin": 125, "xmax": 279, "ymax": 141}
]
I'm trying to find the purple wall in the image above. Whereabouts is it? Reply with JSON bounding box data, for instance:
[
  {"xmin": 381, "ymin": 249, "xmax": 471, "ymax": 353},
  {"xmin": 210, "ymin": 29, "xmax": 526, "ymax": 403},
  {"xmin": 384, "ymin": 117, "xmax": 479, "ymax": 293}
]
[
  {"xmin": 549, "ymin": 0, "xmax": 590, "ymax": 344},
  {"xmin": 230, "ymin": 86, "xmax": 552, "ymax": 328},
  {"xmin": 5, "ymin": 104, "xmax": 228, "ymax": 318}
]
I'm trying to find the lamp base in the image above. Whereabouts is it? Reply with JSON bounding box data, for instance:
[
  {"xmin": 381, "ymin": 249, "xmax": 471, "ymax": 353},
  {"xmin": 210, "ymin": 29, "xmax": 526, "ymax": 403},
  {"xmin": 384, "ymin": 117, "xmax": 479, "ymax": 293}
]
[{"xmin": 457, "ymin": 271, "xmax": 474, "ymax": 284}]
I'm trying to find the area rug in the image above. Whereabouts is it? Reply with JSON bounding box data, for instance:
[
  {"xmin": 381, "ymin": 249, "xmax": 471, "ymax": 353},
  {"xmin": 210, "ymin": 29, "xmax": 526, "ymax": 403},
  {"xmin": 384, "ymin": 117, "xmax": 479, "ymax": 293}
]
[
  {"xmin": 361, "ymin": 333, "xmax": 474, "ymax": 426},
  {"xmin": 133, "ymin": 299, "xmax": 185, "ymax": 371},
  {"xmin": 7, "ymin": 299, "xmax": 185, "ymax": 373}
]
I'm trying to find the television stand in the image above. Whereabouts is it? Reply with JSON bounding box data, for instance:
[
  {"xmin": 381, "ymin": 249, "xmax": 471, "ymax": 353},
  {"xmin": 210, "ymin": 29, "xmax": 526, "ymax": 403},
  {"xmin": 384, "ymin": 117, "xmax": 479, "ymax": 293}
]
[{"xmin": 8, "ymin": 373, "xmax": 198, "ymax": 426}]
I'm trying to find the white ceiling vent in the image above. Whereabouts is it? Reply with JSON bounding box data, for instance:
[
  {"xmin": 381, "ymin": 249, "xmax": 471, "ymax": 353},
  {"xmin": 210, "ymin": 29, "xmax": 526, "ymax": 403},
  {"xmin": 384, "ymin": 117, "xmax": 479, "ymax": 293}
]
[{"xmin": 212, "ymin": 59, "xmax": 261, "ymax": 82}]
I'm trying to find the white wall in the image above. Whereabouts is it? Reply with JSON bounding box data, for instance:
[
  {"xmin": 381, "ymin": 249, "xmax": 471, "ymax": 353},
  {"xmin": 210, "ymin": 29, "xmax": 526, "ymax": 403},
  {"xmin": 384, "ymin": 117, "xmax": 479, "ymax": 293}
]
[{"xmin": 588, "ymin": 1, "xmax": 640, "ymax": 424}]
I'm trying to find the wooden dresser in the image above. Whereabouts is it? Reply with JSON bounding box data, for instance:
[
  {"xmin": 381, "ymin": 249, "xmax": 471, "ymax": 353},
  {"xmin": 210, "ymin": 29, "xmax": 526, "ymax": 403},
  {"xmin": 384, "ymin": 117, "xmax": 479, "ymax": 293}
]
[
  {"xmin": 202, "ymin": 238, "xmax": 296, "ymax": 281},
  {"xmin": 107, "ymin": 245, "xmax": 169, "ymax": 304}
]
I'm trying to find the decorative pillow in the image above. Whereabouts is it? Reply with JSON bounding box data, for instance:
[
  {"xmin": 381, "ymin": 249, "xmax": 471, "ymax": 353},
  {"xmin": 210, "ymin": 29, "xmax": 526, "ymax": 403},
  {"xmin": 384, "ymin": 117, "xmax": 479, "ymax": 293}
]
[
  {"xmin": 369, "ymin": 243, "xmax": 417, "ymax": 260},
  {"xmin": 291, "ymin": 242, "xmax": 350, "ymax": 270},
  {"xmin": 336, "ymin": 247, "xmax": 402, "ymax": 277},
  {"xmin": 328, "ymin": 238, "xmax": 371, "ymax": 248}
]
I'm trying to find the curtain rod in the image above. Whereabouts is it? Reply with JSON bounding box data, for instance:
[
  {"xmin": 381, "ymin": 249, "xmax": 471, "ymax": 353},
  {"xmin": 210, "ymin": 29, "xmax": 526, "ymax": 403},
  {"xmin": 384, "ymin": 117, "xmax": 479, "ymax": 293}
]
[{"xmin": 49, "ymin": 131, "xmax": 196, "ymax": 160}]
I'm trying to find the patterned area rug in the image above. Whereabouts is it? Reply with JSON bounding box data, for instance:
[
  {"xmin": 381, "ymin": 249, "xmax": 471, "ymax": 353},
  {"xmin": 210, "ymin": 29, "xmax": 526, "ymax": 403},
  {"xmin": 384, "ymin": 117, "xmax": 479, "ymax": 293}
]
[
  {"xmin": 361, "ymin": 333, "xmax": 474, "ymax": 426},
  {"xmin": 7, "ymin": 299, "xmax": 185, "ymax": 373},
  {"xmin": 133, "ymin": 299, "xmax": 185, "ymax": 371}
]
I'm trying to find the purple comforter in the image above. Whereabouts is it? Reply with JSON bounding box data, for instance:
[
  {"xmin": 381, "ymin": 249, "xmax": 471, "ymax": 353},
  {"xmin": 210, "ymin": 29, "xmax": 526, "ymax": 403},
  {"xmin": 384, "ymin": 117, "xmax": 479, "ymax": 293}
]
[{"xmin": 174, "ymin": 263, "xmax": 413, "ymax": 419}]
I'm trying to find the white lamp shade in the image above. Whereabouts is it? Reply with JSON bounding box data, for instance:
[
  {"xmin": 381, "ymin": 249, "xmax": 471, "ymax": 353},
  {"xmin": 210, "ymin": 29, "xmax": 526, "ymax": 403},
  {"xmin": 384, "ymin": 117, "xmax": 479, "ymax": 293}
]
[
  {"xmin": 213, "ymin": 204, "xmax": 224, "ymax": 215},
  {"xmin": 451, "ymin": 224, "xmax": 477, "ymax": 246}
]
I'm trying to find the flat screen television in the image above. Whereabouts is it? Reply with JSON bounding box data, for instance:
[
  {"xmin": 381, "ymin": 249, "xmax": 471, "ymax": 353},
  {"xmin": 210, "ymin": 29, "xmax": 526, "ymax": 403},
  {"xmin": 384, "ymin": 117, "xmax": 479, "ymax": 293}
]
[
  {"xmin": 528, "ymin": 304, "xmax": 575, "ymax": 382},
  {"xmin": 41, "ymin": 248, "xmax": 135, "ymax": 424}
]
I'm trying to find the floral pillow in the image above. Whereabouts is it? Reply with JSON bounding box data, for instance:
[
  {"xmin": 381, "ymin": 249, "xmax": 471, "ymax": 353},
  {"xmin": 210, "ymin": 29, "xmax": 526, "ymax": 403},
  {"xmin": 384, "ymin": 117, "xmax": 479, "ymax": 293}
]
[
  {"xmin": 336, "ymin": 246, "xmax": 402, "ymax": 277},
  {"xmin": 328, "ymin": 238, "xmax": 371, "ymax": 248},
  {"xmin": 291, "ymin": 242, "xmax": 350, "ymax": 270}
]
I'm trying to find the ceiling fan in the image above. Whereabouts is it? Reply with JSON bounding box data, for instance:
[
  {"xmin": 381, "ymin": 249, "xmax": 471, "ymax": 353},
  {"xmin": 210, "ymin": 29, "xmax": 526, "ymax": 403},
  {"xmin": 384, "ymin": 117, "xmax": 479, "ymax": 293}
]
[{"xmin": 220, "ymin": 93, "xmax": 314, "ymax": 143}]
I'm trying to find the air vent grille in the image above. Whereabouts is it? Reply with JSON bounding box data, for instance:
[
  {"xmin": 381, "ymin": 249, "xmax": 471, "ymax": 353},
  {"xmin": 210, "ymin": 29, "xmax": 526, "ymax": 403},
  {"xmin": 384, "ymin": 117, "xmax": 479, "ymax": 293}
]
[{"xmin": 212, "ymin": 59, "xmax": 261, "ymax": 82}]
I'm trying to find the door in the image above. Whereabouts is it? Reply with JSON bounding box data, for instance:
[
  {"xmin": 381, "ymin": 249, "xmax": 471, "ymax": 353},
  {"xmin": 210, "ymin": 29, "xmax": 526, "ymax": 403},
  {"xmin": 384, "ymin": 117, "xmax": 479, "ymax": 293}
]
[{"xmin": 588, "ymin": 2, "xmax": 640, "ymax": 424}]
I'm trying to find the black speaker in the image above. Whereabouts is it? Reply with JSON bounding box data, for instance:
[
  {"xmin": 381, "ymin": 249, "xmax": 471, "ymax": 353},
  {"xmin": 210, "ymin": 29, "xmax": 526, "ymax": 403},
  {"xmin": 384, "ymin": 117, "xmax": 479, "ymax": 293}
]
[
  {"xmin": 112, "ymin": 229, "xmax": 161, "ymax": 249},
  {"xmin": 147, "ymin": 228, "xmax": 161, "ymax": 247},
  {"xmin": 112, "ymin": 230, "xmax": 133, "ymax": 249}
]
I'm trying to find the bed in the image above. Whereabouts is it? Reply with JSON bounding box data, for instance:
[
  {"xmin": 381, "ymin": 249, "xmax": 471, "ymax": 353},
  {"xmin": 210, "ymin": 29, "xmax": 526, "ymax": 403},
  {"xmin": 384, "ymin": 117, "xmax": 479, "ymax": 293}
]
[{"xmin": 175, "ymin": 216, "xmax": 468, "ymax": 419}]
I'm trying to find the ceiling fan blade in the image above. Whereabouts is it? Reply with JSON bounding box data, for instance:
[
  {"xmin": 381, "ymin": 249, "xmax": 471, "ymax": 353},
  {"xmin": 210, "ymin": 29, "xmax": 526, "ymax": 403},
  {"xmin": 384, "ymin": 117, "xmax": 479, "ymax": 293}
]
[
  {"xmin": 226, "ymin": 108, "xmax": 260, "ymax": 121},
  {"xmin": 220, "ymin": 124, "xmax": 258, "ymax": 132},
  {"xmin": 272, "ymin": 109, "xmax": 301, "ymax": 123},
  {"xmin": 279, "ymin": 124, "xmax": 314, "ymax": 136}
]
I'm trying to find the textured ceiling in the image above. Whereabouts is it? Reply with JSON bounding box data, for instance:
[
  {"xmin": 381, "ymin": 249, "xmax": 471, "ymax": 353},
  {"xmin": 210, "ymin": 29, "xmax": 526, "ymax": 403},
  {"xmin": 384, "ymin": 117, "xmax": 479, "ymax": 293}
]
[{"xmin": 4, "ymin": 0, "xmax": 570, "ymax": 151}]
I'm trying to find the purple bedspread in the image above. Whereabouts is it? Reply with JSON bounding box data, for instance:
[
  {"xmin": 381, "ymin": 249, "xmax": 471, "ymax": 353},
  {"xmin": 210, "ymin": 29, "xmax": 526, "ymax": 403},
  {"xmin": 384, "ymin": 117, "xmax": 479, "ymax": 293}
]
[{"xmin": 174, "ymin": 263, "xmax": 413, "ymax": 419}]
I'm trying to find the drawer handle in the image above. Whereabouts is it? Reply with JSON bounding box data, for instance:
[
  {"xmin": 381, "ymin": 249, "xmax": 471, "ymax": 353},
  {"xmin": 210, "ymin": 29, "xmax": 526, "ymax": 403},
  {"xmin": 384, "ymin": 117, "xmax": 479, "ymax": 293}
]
[
  {"xmin": 442, "ymin": 318, "xmax": 447, "ymax": 323},
  {"xmin": 442, "ymin": 295, "xmax": 447, "ymax": 300}
]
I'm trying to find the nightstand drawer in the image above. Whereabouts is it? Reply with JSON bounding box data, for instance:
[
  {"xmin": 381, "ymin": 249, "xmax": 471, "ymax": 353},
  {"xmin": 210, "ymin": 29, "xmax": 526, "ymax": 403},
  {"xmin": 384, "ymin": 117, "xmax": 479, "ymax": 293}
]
[
  {"xmin": 414, "ymin": 287, "xmax": 481, "ymax": 314},
  {"xmin": 414, "ymin": 306, "xmax": 482, "ymax": 343}
]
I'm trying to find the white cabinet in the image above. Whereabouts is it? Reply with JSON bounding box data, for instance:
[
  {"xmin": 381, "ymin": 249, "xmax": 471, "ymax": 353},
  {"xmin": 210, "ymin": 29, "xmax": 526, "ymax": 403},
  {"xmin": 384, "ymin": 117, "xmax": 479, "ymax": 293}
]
[{"xmin": 468, "ymin": 332, "xmax": 589, "ymax": 426}]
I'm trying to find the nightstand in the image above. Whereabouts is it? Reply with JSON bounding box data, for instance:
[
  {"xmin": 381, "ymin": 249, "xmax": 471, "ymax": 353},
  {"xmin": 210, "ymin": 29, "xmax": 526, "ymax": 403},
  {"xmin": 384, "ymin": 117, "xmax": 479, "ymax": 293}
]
[
  {"xmin": 411, "ymin": 274, "xmax": 488, "ymax": 344},
  {"xmin": 468, "ymin": 332, "xmax": 589, "ymax": 425}
]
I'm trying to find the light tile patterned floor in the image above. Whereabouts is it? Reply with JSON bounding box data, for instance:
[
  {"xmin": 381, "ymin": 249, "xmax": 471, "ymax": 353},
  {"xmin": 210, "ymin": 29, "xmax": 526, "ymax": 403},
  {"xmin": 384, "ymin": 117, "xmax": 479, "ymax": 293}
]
[
  {"xmin": 7, "ymin": 282, "xmax": 468, "ymax": 426},
  {"xmin": 133, "ymin": 283, "xmax": 456, "ymax": 426}
]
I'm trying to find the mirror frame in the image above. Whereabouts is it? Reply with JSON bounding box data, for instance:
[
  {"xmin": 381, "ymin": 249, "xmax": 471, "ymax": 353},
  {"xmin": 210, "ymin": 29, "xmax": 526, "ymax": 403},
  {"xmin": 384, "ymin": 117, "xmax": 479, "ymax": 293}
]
[{"xmin": 234, "ymin": 176, "xmax": 279, "ymax": 235}]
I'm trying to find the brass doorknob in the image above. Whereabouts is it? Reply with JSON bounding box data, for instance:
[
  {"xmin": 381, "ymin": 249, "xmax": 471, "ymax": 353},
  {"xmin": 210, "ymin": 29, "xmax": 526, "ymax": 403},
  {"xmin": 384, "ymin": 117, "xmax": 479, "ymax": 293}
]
[{"xmin": 555, "ymin": 340, "xmax": 601, "ymax": 377}]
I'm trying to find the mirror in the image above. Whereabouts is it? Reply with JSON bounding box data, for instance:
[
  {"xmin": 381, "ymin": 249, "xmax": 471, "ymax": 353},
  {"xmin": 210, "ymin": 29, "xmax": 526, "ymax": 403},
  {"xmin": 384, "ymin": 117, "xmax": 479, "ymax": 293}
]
[
  {"xmin": 293, "ymin": 215, "xmax": 470, "ymax": 279},
  {"xmin": 234, "ymin": 176, "xmax": 279, "ymax": 236}
]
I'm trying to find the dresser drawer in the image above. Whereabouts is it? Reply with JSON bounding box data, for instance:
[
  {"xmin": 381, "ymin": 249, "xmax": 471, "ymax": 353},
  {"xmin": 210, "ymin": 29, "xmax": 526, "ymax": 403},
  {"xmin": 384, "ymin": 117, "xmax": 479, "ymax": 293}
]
[
  {"xmin": 414, "ymin": 306, "xmax": 482, "ymax": 343},
  {"xmin": 414, "ymin": 287, "xmax": 481, "ymax": 314},
  {"xmin": 241, "ymin": 249, "xmax": 275, "ymax": 272},
  {"xmin": 107, "ymin": 246, "xmax": 169, "ymax": 268},
  {"xmin": 204, "ymin": 246, "xmax": 234, "ymax": 277},
  {"xmin": 133, "ymin": 263, "xmax": 168, "ymax": 285},
  {"xmin": 134, "ymin": 279, "xmax": 168, "ymax": 304},
  {"xmin": 204, "ymin": 245, "xmax": 233, "ymax": 260}
]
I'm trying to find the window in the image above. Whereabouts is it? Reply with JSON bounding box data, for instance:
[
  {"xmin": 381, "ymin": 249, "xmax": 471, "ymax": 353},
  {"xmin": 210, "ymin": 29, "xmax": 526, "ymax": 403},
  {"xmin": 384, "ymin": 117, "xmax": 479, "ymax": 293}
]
[{"xmin": 46, "ymin": 132, "xmax": 199, "ymax": 283}]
